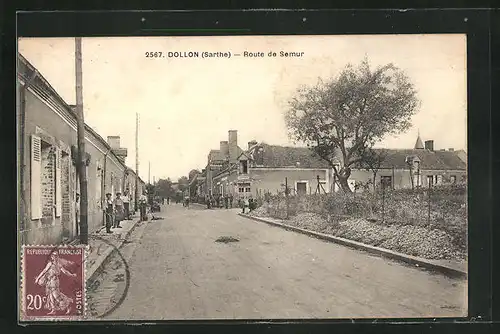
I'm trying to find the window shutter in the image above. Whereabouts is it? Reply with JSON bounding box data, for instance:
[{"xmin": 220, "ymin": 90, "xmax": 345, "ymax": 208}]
[
  {"xmin": 30, "ymin": 135, "xmax": 42, "ymax": 220},
  {"xmin": 96, "ymin": 165, "xmax": 102, "ymax": 209},
  {"xmin": 55, "ymin": 148, "xmax": 62, "ymax": 217}
]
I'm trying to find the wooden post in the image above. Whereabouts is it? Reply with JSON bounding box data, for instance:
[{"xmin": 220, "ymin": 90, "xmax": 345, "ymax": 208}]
[
  {"xmin": 135, "ymin": 113, "xmax": 139, "ymax": 212},
  {"xmin": 382, "ymin": 184, "xmax": 385, "ymax": 223},
  {"xmin": 428, "ymin": 179, "xmax": 431, "ymax": 225},
  {"xmin": 392, "ymin": 166, "xmax": 395, "ymax": 190},
  {"xmin": 75, "ymin": 37, "xmax": 88, "ymax": 244},
  {"xmin": 285, "ymin": 177, "xmax": 289, "ymax": 219}
]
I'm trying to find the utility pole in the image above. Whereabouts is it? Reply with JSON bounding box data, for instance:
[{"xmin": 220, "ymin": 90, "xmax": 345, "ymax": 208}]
[
  {"xmin": 135, "ymin": 113, "xmax": 139, "ymax": 212},
  {"xmin": 148, "ymin": 161, "xmax": 151, "ymax": 184},
  {"xmin": 75, "ymin": 37, "xmax": 88, "ymax": 244}
]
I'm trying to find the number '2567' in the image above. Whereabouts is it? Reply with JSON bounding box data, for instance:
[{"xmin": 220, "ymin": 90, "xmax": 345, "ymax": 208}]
[{"xmin": 145, "ymin": 52, "xmax": 163, "ymax": 58}]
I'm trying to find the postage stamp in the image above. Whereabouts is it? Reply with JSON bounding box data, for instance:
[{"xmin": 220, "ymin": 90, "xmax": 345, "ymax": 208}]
[{"xmin": 20, "ymin": 245, "xmax": 87, "ymax": 321}]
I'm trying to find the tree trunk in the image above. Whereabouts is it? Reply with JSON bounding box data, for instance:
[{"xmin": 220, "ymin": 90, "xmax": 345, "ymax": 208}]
[{"xmin": 337, "ymin": 166, "xmax": 352, "ymax": 193}]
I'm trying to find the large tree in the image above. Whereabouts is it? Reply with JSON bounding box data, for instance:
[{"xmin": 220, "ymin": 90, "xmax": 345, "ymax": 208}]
[
  {"xmin": 177, "ymin": 176, "xmax": 189, "ymax": 193},
  {"xmin": 284, "ymin": 59, "xmax": 419, "ymax": 193},
  {"xmin": 188, "ymin": 169, "xmax": 201, "ymax": 181},
  {"xmin": 156, "ymin": 178, "xmax": 174, "ymax": 198}
]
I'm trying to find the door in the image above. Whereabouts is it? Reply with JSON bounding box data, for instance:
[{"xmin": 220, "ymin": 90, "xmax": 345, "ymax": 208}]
[{"xmin": 296, "ymin": 182, "xmax": 307, "ymax": 195}]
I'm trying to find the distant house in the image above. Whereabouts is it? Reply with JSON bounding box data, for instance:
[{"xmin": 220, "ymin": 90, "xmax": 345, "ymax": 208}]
[
  {"xmin": 200, "ymin": 130, "xmax": 244, "ymax": 197},
  {"xmin": 211, "ymin": 136, "xmax": 340, "ymax": 199},
  {"xmin": 349, "ymin": 134, "xmax": 467, "ymax": 191},
  {"xmin": 201, "ymin": 130, "xmax": 467, "ymax": 199}
]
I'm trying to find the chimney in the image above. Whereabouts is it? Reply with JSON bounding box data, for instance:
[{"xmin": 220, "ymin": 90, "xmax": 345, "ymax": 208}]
[
  {"xmin": 424, "ymin": 140, "xmax": 434, "ymax": 151},
  {"xmin": 448, "ymin": 148, "xmax": 454, "ymax": 151},
  {"xmin": 107, "ymin": 136, "xmax": 121, "ymax": 149},
  {"xmin": 107, "ymin": 136, "xmax": 128, "ymax": 163},
  {"xmin": 220, "ymin": 141, "xmax": 229, "ymax": 159},
  {"xmin": 228, "ymin": 130, "xmax": 238, "ymax": 164},
  {"xmin": 248, "ymin": 140, "xmax": 257, "ymax": 150}
]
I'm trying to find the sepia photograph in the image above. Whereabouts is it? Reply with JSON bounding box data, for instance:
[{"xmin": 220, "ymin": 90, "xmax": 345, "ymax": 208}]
[{"xmin": 17, "ymin": 34, "xmax": 468, "ymax": 321}]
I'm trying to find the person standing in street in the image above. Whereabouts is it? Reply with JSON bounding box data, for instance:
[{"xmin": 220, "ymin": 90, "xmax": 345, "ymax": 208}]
[
  {"xmin": 122, "ymin": 189, "xmax": 130, "ymax": 220},
  {"xmin": 113, "ymin": 193, "xmax": 124, "ymax": 228},
  {"xmin": 224, "ymin": 194, "xmax": 229, "ymax": 209},
  {"xmin": 229, "ymin": 194, "xmax": 234, "ymax": 209},
  {"xmin": 105, "ymin": 193, "xmax": 113, "ymax": 233},
  {"xmin": 242, "ymin": 197, "xmax": 249, "ymax": 214},
  {"xmin": 139, "ymin": 191, "xmax": 148, "ymax": 221}
]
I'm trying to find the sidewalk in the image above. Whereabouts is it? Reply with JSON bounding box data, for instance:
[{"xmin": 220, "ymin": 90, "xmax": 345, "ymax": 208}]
[
  {"xmin": 240, "ymin": 213, "xmax": 467, "ymax": 279},
  {"xmin": 85, "ymin": 214, "xmax": 144, "ymax": 283}
]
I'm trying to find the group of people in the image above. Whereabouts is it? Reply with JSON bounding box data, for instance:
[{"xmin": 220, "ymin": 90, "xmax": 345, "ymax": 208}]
[
  {"xmin": 104, "ymin": 190, "xmax": 130, "ymax": 233},
  {"xmin": 205, "ymin": 193, "xmax": 234, "ymax": 209},
  {"xmin": 240, "ymin": 197, "xmax": 257, "ymax": 214},
  {"xmin": 103, "ymin": 189, "xmax": 149, "ymax": 233}
]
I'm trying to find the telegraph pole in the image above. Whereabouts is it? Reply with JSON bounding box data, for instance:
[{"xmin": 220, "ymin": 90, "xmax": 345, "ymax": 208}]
[
  {"xmin": 75, "ymin": 37, "xmax": 88, "ymax": 244},
  {"xmin": 148, "ymin": 161, "xmax": 151, "ymax": 184},
  {"xmin": 135, "ymin": 113, "xmax": 139, "ymax": 212}
]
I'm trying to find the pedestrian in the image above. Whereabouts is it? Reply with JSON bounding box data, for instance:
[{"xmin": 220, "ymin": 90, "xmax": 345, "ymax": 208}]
[
  {"xmin": 242, "ymin": 197, "xmax": 249, "ymax": 214},
  {"xmin": 122, "ymin": 189, "xmax": 130, "ymax": 220},
  {"xmin": 139, "ymin": 191, "xmax": 148, "ymax": 221},
  {"xmin": 162, "ymin": 197, "xmax": 165, "ymax": 205},
  {"xmin": 167, "ymin": 197, "xmax": 170, "ymax": 205},
  {"xmin": 249, "ymin": 197, "xmax": 255, "ymax": 212},
  {"xmin": 224, "ymin": 194, "xmax": 229, "ymax": 209},
  {"xmin": 104, "ymin": 193, "xmax": 113, "ymax": 233},
  {"xmin": 113, "ymin": 193, "xmax": 124, "ymax": 228},
  {"xmin": 229, "ymin": 194, "xmax": 233, "ymax": 209},
  {"xmin": 75, "ymin": 193, "xmax": 80, "ymax": 235}
]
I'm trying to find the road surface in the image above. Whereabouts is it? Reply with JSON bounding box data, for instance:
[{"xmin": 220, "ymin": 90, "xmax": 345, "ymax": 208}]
[{"xmin": 95, "ymin": 203, "xmax": 467, "ymax": 320}]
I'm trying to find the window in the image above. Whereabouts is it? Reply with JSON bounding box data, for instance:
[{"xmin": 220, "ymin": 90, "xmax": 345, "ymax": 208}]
[
  {"xmin": 240, "ymin": 160, "xmax": 248, "ymax": 174},
  {"xmin": 450, "ymin": 175, "xmax": 457, "ymax": 184},
  {"xmin": 380, "ymin": 176, "xmax": 392, "ymax": 189},
  {"xmin": 436, "ymin": 175, "xmax": 443, "ymax": 185},
  {"xmin": 239, "ymin": 182, "xmax": 250, "ymax": 193}
]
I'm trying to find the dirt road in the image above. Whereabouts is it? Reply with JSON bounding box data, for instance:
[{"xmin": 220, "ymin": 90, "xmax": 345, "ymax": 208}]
[{"xmin": 100, "ymin": 204, "xmax": 467, "ymax": 320}]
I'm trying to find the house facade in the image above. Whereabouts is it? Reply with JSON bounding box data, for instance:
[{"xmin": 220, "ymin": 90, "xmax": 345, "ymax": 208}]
[
  {"xmin": 349, "ymin": 135, "xmax": 467, "ymax": 191},
  {"xmin": 210, "ymin": 134, "xmax": 340, "ymax": 199},
  {"xmin": 204, "ymin": 131, "xmax": 467, "ymax": 198},
  {"xmin": 18, "ymin": 54, "xmax": 145, "ymax": 245}
]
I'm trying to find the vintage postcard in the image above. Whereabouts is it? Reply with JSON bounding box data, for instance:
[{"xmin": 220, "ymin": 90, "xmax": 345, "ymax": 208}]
[{"xmin": 17, "ymin": 34, "xmax": 467, "ymax": 321}]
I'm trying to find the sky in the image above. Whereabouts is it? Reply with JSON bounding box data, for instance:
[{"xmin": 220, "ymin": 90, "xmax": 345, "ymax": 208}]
[{"xmin": 18, "ymin": 34, "xmax": 467, "ymax": 181}]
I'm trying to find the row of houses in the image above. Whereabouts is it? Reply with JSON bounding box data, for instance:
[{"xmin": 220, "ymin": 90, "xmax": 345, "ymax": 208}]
[
  {"xmin": 17, "ymin": 54, "xmax": 146, "ymax": 245},
  {"xmin": 190, "ymin": 130, "xmax": 467, "ymax": 200}
]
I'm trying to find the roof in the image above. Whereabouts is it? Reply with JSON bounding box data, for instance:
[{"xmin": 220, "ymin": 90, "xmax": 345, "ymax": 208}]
[
  {"xmin": 209, "ymin": 149, "xmax": 225, "ymax": 161},
  {"xmin": 258, "ymin": 144, "xmax": 330, "ymax": 168},
  {"xmin": 209, "ymin": 146, "xmax": 244, "ymax": 162},
  {"xmin": 18, "ymin": 53, "xmax": 144, "ymax": 181},
  {"xmin": 370, "ymin": 149, "xmax": 466, "ymax": 170}
]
